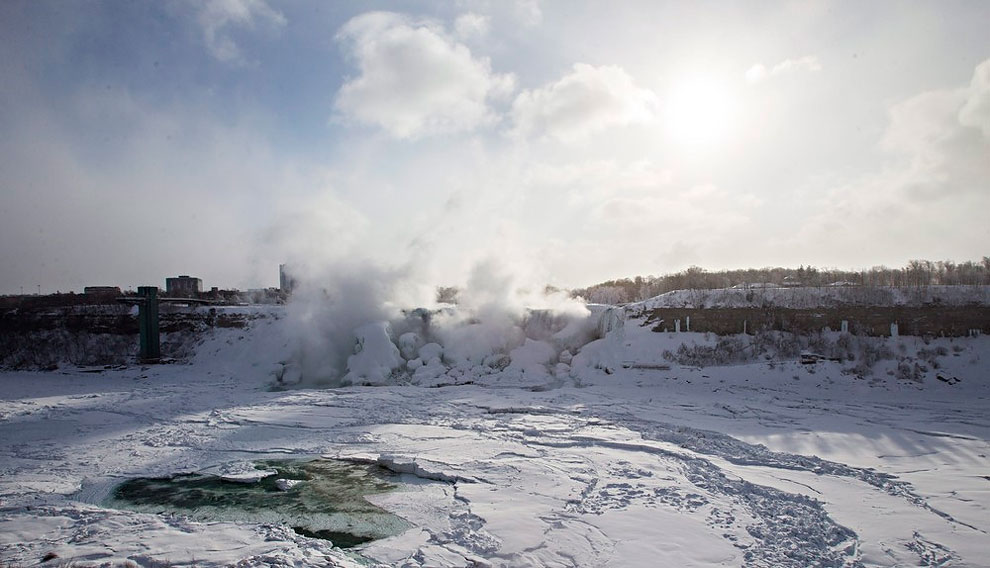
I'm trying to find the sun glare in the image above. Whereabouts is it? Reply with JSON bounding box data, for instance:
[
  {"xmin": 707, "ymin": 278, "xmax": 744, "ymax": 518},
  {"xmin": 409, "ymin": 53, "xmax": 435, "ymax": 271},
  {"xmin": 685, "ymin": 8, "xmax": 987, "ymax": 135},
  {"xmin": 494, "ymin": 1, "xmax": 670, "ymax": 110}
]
[{"xmin": 664, "ymin": 76, "xmax": 736, "ymax": 151}]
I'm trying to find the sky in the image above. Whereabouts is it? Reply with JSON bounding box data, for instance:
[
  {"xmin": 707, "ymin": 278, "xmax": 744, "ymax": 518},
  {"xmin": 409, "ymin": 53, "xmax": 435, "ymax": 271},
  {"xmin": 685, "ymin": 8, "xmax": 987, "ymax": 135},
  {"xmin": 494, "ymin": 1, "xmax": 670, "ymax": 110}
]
[{"xmin": 1, "ymin": 0, "xmax": 988, "ymax": 294}]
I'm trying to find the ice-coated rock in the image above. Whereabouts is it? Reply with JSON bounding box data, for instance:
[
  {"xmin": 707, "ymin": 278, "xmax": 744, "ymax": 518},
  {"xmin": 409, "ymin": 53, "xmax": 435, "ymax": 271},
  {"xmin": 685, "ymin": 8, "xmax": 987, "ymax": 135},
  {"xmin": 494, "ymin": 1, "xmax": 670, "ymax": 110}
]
[
  {"xmin": 507, "ymin": 339, "xmax": 556, "ymax": 376},
  {"xmin": 343, "ymin": 322, "xmax": 403, "ymax": 385},
  {"xmin": 398, "ymin": 332, "xmax": 424, "ymax": 360},
  {"xmin": 483, "ymin": 353, "xmax": 510, "ymax": 371},
  {"xmin": 412, "ymin": 357, "xmax": 447, "ymax": 384},
  {"xmin": 419, "ymin": 342, "xmax": 444, "ymax": 364}
]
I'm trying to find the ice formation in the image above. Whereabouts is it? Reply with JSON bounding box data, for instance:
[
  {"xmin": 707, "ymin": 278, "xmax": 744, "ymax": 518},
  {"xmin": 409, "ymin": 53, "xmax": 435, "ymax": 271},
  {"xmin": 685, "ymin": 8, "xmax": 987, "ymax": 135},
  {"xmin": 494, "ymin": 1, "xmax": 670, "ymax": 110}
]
[{"xmin": 287, "ymin": 300, "xmax": 624, "ymax": 387}]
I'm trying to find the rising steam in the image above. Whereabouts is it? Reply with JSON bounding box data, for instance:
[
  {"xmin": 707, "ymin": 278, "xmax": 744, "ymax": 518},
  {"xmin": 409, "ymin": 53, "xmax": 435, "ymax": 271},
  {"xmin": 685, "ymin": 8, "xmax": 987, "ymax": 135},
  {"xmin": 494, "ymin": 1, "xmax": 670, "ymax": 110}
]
[{"xmin": 275, "ymin": 257, "xmax": 624, "ymax": 388}]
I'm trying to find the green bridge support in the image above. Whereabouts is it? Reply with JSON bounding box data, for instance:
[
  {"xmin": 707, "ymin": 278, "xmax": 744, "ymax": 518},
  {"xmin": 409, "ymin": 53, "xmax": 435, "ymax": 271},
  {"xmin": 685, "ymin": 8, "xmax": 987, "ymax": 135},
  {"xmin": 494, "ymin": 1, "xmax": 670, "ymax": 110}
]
[{"xmin": 137, "ymin": 286, "xmax": 160, "ymax": 363}]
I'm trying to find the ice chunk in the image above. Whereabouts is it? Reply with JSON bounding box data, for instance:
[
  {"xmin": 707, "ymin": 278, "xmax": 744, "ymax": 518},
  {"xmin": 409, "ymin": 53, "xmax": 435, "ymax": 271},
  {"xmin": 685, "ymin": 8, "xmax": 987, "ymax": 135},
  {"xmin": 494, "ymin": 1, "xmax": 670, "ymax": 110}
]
[
  {"xmin": 507, "ymin": 339, "xmax": 556, "ymax": 376},
  {"xmin": 411, "ymin": 357, "xmax": 447, "ymax": 384},
  {"xmin": 343, "ymin": 322, "xmax": 403, "ymax": 385},
  {"xmin": 209, "ymin": 462, "xmax": 278, "ymax": 484},
  {"xmin": 275, "ymin": 478, "xmax": 302, "ymax": 491},
  {"xmin": 398, "ymin": 332, "xmax": 423, "ymax": 360},
  {"xmin": 418, "ymin": 342, "xmax": 443, "ymax": 364},
  {"xmin": 483, "ymin": 353, "xmax": 510, "ymax": 370},
  {"xmin": 570, "ymin": 338, "xmax": 616, "ymax": 375},
  {"xmin": 440, "ymin": 322, "xmax": 525, "ymax": 369}
]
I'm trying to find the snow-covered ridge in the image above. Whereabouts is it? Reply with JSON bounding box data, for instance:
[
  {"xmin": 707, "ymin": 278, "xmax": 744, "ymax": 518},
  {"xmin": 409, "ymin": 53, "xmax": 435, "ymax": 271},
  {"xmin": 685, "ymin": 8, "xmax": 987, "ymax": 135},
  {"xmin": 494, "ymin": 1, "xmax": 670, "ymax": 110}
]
[{"xmin": 628, "ymin": 285, "xmax": 990, "ymax": 311}]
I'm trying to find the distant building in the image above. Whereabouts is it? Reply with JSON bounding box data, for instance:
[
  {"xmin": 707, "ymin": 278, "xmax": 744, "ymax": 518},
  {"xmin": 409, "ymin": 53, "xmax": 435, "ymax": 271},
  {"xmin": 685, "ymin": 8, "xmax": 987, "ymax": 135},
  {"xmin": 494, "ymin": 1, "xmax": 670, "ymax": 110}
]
[
  {"xmin": 83, "ymin": 286, "xmax": 121, "ymax": 295},
  {"xmin": 165, "ymin": 275, "xmax": 203, "ymax": 297},
  {"xmin": 279, "ymin": 264, "xmax": 297, "ymax": 294}
]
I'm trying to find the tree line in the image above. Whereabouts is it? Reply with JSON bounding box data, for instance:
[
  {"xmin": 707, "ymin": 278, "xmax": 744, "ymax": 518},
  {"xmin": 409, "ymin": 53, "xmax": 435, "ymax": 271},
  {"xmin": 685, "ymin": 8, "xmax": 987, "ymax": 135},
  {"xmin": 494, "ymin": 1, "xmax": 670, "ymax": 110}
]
[{"xmin": 571, "ymin": 258, "xmax": 990, "ymax": 305}]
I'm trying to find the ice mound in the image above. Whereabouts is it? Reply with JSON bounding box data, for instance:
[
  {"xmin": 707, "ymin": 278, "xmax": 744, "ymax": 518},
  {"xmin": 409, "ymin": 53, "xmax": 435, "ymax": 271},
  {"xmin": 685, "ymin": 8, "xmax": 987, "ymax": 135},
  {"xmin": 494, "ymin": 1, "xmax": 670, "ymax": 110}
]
[
  {"xmin": 283, "ymin": 302, "xmax": 624, "ymax": 387},
  {"xmin": 204, "ymin": 462, "xmax": 278, "ymax": 484},
  {"xmin": 343, "ymin": 322, "xmax": 404, "ymax": 385},
  {"xmin": 507, "ymin": 339, "xmax": 556, "ymax": 377},
  {"xmin": 278, "ymin": 260, "xmax": 625, "ymax": 387}
]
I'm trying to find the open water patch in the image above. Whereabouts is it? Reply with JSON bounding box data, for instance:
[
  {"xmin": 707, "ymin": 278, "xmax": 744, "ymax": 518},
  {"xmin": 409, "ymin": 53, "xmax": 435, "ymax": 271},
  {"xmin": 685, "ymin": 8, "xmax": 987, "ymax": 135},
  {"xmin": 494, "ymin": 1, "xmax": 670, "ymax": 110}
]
[{"xmin": 104, "ymin": 458, "xmax": 413, "ymax": 548}]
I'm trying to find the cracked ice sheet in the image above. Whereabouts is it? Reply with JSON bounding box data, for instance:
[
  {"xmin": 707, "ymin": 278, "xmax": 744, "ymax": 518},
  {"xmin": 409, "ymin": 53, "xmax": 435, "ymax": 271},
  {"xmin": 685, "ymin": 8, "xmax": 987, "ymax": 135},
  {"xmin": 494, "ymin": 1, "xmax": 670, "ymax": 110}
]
[
  {"xmin": 732, "ymin": 423, "xmax": 990, "ymax": 532},
  {"xmin": 314, "ymin": 420, "xmax": 769, "ymax": 566},
  {"xmin": 592, "ymin": 506, "xmax": 738, "ymax": 566},
  {"xmin": 708, "ymin": 456, "xmax": 987, "ymax": 566},
  {"xmin": 0, "ymin": 504, "xmax": 363, "ymax": 568}
]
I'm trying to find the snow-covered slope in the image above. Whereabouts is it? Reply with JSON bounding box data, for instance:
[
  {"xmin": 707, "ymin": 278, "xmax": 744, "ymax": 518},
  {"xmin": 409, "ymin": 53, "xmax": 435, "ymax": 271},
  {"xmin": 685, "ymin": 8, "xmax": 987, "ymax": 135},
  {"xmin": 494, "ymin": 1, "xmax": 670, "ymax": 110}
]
[{"xmin": 629, "ymin": 285, "xmax": 990, "ymax": 311}]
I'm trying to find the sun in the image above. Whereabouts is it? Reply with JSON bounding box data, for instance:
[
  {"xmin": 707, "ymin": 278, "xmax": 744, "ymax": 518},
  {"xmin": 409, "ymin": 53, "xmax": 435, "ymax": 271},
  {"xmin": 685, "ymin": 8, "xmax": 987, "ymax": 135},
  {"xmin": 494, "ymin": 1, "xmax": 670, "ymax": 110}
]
[{"xmin": 664, "ymin": 75, "xmax": 737, "ymax": 151}]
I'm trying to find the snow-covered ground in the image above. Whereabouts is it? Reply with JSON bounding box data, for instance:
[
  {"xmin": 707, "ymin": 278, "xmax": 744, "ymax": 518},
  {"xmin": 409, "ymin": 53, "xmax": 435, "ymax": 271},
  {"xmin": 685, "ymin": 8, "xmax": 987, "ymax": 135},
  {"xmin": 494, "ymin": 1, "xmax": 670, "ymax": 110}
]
[{"xmin": 1, "ymin": 308, "xmax": 988, "ymax": 567}]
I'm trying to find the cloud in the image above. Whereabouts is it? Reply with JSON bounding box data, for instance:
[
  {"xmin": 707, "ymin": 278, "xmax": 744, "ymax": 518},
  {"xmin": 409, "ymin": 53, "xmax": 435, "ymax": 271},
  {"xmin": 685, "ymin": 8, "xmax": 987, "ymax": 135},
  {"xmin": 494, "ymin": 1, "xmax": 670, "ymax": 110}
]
[
  {"xmin": 522, "ymin": 159, "xmax": 672, "ymax": 202},
  {"xmin": 589, "ymin": 183, "xmax": 758, "ymax": 237},
  {"xmin": 0, "ymin": 83, "xmax": 295, "ymax": 292},
  {"xmin": 879, "ymin": 59, "xmax": 990, "ymax": 199},
  {"xmin": 513, "ymin": 0, "xmax": 543, "ymax": 27},
  {"xmin": 334, "ymin": 12, "xmax": 515, "ymax": 139},
  {"xmin": 746, "ymin": 56, "xmax": 821, "ymax": 84},
  {"xmin": 959, "ymin": 58, "xmax": 990, "ymax": 137},
  {"xmin": 551, "ymin": 181, "xmax": 762, "ymax": 279},
  {"xmin": 797, "ymin": 57, "xmax": 990, "ymax": 263},
  {"xmin": 195, "ymin": 0, "xmax": 286, "ymax": 63},
  {"xmin": 511, "ymin": 63, "xmax": 658, "ymax": 142},
  {"xmin": 454, "ymin": 12, "xmax": 490, "ymax": 40}
]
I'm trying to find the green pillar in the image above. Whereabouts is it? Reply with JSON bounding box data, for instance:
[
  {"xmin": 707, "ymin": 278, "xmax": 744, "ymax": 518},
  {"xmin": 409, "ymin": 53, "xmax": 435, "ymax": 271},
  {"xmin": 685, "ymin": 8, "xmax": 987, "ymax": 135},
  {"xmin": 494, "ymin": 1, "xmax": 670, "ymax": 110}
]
[{"xmin": 138, "ymin": 286, "xmax": 160, "ymax": 362}]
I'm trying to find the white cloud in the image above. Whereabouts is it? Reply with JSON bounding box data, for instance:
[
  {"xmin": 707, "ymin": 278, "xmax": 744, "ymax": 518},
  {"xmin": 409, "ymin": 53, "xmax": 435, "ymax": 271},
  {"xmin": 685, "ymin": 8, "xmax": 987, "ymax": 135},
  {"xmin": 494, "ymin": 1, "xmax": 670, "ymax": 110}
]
[
  {"xmin": 454, "ymin": 12, "xmax": 490, "ymax": 40},
  {"xmin": 772, "ymin": 56, "xmax": 822, "ymax": 75},
  {"xmin": 196, "ymin": 0, "xmax": 286, "ymax": 63},
  {"xmin": 511, "ymin": 63, "xmax": 658, "ymax": 142},
  {"xmin": 797, "ymin": 57, "xmax": 990, "ymax": 262},
  {"xmin": 880, "ymin": 59, "xmax": 990, "ymax": 199},
  {"xmin": 746, "ymin": 56, "xmax": 821, "ymax": 84},
  {"xmin": 334, "ymin": 12, "xmax": 515, "ymax": 139},
  {"xmin": 0, "ymin": 84, "xmax": 299, "ymax": 292},
  {"xmin": 959, "ymin": 59, "xmax": 990, "ymax": 137},
  {"xmin": 590, "ymin": 183, "xmax": 756, "ymax": 235},
  {"xmin": 513, "ymin": 0, "xmax": 543, "ymax": 27},
  {"xmin": 563, "ymin": 181, "xmax": 761, "ymax": 278},
  {"xmin": 522, "ymin": 159, "xmax": 672, "ymax": 204}
]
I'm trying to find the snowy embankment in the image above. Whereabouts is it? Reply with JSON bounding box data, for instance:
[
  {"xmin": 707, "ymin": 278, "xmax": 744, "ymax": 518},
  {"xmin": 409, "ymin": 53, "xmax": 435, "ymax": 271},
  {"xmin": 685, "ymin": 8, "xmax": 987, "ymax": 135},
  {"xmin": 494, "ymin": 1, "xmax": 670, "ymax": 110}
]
[
  {"xmin": 628, "ymin": 285, "xmax": 990, "ymax": 311},
  {"xmin": 1, "ymin": 306, "xmax": 989, "ymax": 567}
]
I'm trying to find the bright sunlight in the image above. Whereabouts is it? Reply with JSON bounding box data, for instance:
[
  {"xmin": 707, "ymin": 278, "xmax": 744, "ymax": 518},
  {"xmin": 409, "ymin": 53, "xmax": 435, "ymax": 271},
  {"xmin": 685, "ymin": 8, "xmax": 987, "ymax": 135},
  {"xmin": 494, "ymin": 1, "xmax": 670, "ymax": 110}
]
[{"xmin": 664, "ymin": 75, "xmax": 737, "ymax": 151}]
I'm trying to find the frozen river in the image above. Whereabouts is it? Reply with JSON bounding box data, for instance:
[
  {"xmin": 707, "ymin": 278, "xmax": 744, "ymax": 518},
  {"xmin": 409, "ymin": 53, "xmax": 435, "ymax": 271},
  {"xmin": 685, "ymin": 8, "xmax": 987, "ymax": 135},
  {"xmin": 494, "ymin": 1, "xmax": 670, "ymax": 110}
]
[{"xmin": 1, "ymin": 323, "xmax": 988, "ymax": 566}]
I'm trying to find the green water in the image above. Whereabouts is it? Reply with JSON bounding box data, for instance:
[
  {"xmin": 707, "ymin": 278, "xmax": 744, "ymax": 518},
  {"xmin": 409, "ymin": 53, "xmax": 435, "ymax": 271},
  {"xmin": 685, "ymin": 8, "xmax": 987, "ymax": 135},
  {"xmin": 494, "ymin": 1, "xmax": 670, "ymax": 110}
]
[{"xmin": 106, "ymin": 459, "xmax": 412, "ymax": 548}]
